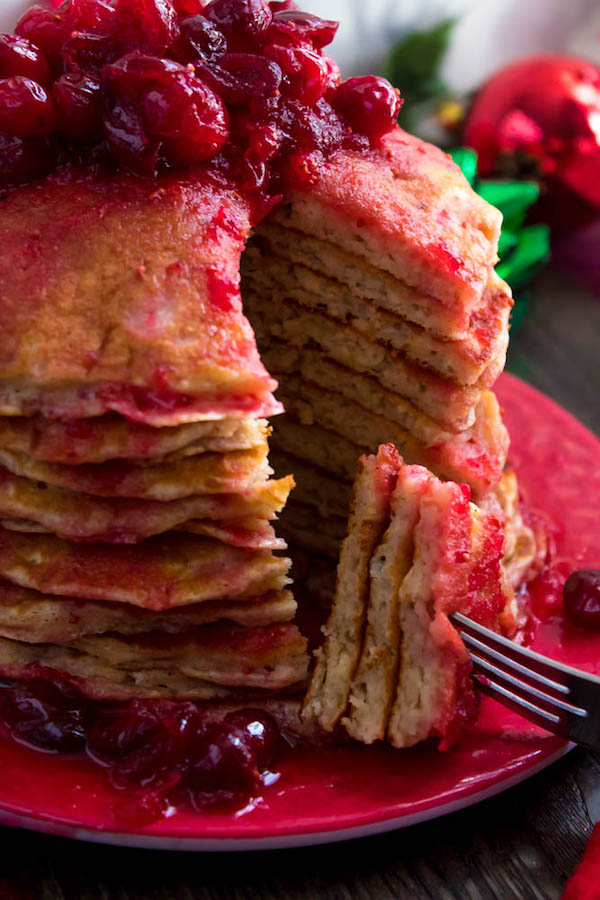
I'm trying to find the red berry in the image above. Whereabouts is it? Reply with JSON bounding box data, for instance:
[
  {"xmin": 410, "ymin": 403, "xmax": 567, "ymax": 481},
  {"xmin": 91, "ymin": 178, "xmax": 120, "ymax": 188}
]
[
  {"xmin": 61, "ymin": 32, "xmax": 122, "ymax": 73},
  {"xmin": 564, "ymin": 569, "xmax": 600, "ymax": 628},
  {"xmin": 223, "ymin": 708, "xmax": 280, "ymax": 770},
  {"xmin": 204, "ymin": 0, "xmax": 272, "ymax": 50},
  {"xmin": 0, "ymin": 133, "xmax": 56, "ymax": 187},
  {"xmin": 269, "ymin": 1, "xmax": 297, "ymax": 11},
  {"xmin": 269, "ymin": 10, "xmax": 338, "ymax": 49},
  {"xmin": 0, "ymin": 34, "xmax": 51, "ymax": 85},
  {"xmin": 264, "ymin": 43, "xmax": 327, "ymax": 105},
  {"xmin": 0, "ymin": 678, "xmax": 87, "ymax": 753},
  {"xmin": 0, "ymin": 77, "xmax": 56, "ymax": 138},
  {"xmin": 14, "ymin": 5, "xmax": 70, "ymax": 72},
  {"xmin": 195, "ymin": 52, "xmax": 281, "ymax": 105},
  {"xmin": 52, "ymin": 72, "xmax": 102, "ymax": 141},
  {"xmin": 186, "ymin": 720, "xmax": 258, "ymax": 805},
  {"xmin": 67, "ymin": 0, "xmax": 118, "ymax": 33},
  {"xmin": 172, "ymin": 0, "xmax": 207, "ymax": 13},
  {"xmin": 178, "ymin": 14, "xmax": 228, "ymax": 63},
  {"xmin": 334, "ymin": 75, "xmax": 402, "ymax": 142},
  {"xmin": 114, "ymin": 0, "xmax": 179, "ymax": 55}
]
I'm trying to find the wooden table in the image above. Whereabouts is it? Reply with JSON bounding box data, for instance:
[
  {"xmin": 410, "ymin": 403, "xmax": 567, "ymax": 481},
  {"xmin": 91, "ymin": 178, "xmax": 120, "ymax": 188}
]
[{"xmin": 1, "ymin": 269, "xmax": 599, "ymax": 900}]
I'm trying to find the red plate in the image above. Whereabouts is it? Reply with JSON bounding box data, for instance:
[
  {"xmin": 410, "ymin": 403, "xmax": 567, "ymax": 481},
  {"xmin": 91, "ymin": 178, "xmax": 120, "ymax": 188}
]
[{"xmin": 0, "ymin": 372, "xmax": 598, "ymax": 850}]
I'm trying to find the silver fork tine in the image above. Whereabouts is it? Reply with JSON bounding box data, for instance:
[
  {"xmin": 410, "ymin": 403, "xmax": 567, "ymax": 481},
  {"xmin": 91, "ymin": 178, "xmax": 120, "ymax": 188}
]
[
  {"xmin": 460, "ymin": 630, "xmax": 569, "ymax": 699},
  {"xmin": 452, "ymin": 612, "xmax": 571, "ymax": 688},
  {"xmin": 470, "ymin": 653, "xmax": 587, "ymax": 717},
  {"xmin": 474, "ymin": 678, "xmax": 568, "ymax": 738},
  {"xmin": 450, "ymin": 612, "xmax": 600, "ymax": 750}
]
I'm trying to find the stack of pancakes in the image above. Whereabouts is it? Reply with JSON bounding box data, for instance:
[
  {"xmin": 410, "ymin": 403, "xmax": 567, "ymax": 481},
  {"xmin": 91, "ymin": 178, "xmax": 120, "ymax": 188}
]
[
  {"xmin": 302, "ymin": 444, "xmax": 514, "ymax": 747},
  {"xmin": 0, "ymin": 166, "xmax": 308, "ymax": 701},
  {"xmin": 242, "ymin": 129, "xmax": 513, "ymax": 556}
]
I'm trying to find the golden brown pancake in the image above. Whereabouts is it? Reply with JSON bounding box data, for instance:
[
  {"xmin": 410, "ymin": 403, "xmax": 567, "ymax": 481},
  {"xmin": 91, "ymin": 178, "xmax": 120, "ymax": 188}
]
[
  {"xmin": 0, "ymin": 166, "xmax": 281, "ymax": 424},
  {"xmin": 0, "ymin": 444, "xmax": 271, "ymax": 501},
  {"xmin": 0, "ymin": 581, "xmax": 296, "ymax": 643},
  {"xmin": 0, "ymin": 466, "xmax": 292, "ymax": 545},
  {"xmin": 0, "ymin": 414, "xmax": 268, "ymax": 464},
  {"xmin": 269, "ymin": 129, "xmax": 501, "ymax": 312},
  {"xmin": 302, "ymin": 444, "xmax": 401, "ymax": 731},
  {"xmin": 0, "ymin": 528, "xmax": 290, "ymax": 610},
  {"xmin": 0, "ymin": 623, "xmax": 309, "ymax": 700}
]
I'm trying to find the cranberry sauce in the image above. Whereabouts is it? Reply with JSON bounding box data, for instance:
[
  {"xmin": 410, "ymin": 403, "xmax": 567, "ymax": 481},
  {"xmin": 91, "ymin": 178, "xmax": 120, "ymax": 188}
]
[
  {"xmin": 563, "ymin": 569, "xmax": 600, "ymax": 629},
  {"xmin": 0, "ymin": 676, "xmax": 282, "ymax": 824},
  {"xmin": 0, "ymin": 0, "xmax": 402, "ymax": 197}
]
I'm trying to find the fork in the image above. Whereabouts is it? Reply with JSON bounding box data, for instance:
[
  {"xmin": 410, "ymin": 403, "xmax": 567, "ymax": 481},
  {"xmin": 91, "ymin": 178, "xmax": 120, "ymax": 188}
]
[{"xmin": 450, "ymin": 612, "xmax": 600, "ymax": 751}]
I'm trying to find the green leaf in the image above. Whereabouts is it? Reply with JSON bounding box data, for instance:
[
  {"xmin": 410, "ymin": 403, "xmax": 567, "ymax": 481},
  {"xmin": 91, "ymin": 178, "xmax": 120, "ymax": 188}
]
[
  {"xmin": 496, "ymin": 225, "xmax": 550, "ymax": 290},
  {"xmin": 384, "ymin": 19, "xmax": 455, "ymax": 114},
  {"xmin": 497, "ymin": 229, "xmax": 518, "ymax": 259},
  {"xmin": 449, "ymin": 147, "xmax": 478, "ymax": 185},
  {"xmin": 477, "ymin": 181, "xmax": 540, "ymax": 231}
]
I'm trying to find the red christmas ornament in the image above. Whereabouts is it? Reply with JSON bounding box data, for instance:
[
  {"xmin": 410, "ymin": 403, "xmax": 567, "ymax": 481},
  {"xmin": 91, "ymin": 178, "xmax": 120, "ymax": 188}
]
[{"xmin": 464, "ymin": 55, "xmax": 600, "ymax": 233}]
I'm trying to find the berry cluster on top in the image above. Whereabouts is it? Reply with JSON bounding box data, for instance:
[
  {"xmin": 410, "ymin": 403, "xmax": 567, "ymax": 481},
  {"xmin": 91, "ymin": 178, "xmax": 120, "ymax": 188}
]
[{"xmin": 0, "ymin": 0, "xmax": 402, "ymax": 194}]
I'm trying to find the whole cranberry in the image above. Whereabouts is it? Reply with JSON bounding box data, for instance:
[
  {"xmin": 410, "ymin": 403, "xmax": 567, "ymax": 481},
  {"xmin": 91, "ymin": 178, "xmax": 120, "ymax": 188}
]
[
  {"xmin": 0, "ymin": 35, "xmax": 51, "ymax": 85},
  {"xmin": 14, "ymin": 5, "xmax": 70, "ymax": 73},
  {"xmin": 185, "ymin": 720, "xmax": 259, "ymax": 805},
  {"xmin": 0, "ymin": 77, "xmax": 56, "ymax": 138},
  {"xmin": 67, "ymin": 0, "xmax": 118, "ymax": 33},
  {"xmin": 103, "ymin": 99, "xmax": 161, "ymax": 175},
  {"xmin": 564, "ymin": 569, "xmax": 600, "ymax": 628},
  {"xmin": 140, "ymin": 67, "xmax": 229, "ymax": 164},
  {"xmin": 223, "ymin": 708, "xmax": 280, "ymax": 770},
  {"xmin": 53, "ymin": 72, "xmax": 102, "ymax": 141},
  {"xmin": 264, "ymin": 43, "xmax": 327, "ymax": 105},
  {"xmin": 334, "ymin": 75, "xmax": 402, "ymax": 143},
  {"xmin": 195, "ymin": 52, "xmax": 281, "ymax": 105},
  {"xmin": 61, "ymin": 32, "xmax": 122, "ymax": 73},
  {"xmin": 0, "ymin": 678, "xmax": 87, "ymax": 753},
  {"xmin": 268, "ymin": 10, "xmax": 338, "ymax": 49},
  {"xmin": 114, "ymin": 0, "xmax": 179, "ymax": 55},
  {"xmin": 179, "ymin": 15, "xmax": 228, "ymax": 63},
  {"xmin": 0, "ymin": 133, "xmax": 57, "ymax": 187},
  {"xmin": 204, "ymin": 0, "xmax": 273, "ymax": 50}
]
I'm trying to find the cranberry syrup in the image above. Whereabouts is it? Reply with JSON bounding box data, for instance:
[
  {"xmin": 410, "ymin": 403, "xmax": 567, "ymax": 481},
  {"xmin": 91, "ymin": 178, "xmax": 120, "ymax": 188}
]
[
  {"xmin": 0, "ymin": 675, "xmax": 283, "ymax": 824},
  {"xmin": 0, "ymin": 0, "xmax": 402, "ymax": 202}
]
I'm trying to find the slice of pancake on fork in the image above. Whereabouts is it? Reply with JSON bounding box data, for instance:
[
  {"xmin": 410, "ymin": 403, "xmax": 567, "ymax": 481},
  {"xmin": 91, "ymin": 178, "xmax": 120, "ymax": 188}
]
[
  {"xmin": 344, "ymin": 464, "xmax": 432, "ymax": 743},
  {"xmin": 302, "ymin": 443, "xmax": 401, "ymax": 731}
]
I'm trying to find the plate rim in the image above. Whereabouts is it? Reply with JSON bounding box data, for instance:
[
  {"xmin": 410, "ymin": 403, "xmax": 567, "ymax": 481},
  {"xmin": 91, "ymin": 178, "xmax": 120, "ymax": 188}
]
[{"xmin": 0, "ymin": 743, "xmax": 574, "ymax": 851}]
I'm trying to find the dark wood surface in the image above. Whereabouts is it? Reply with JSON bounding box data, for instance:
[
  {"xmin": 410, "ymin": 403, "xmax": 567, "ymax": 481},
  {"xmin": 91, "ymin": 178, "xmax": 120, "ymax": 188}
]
[{"xmin": 1, "ymin": 268, "xmax": 599, "ymax": 900}]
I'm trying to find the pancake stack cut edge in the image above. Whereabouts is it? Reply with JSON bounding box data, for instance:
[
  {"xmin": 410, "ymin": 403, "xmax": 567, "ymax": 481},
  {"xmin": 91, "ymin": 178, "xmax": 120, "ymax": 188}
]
[
  {"xmin": 242, "ymin": 128, "xmax": 517, "ymax": 562},
  {"xmin": 302, "ymin": 444, "xmax": 516, "ymax": 748},
  {"xmin": 0, "ymin": 171, "xmax": 310, "ymax": 704}
]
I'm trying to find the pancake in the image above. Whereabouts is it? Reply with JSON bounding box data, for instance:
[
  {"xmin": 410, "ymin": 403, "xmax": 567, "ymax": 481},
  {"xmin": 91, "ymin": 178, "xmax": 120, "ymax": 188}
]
[
  {"xmin": 0, "ymin": 529, "xmax": 290, "ymax": 610},
  {"xmin": 0, "ymin": 467, "xmax": 292, "ymax": 545},
  {"xmin": 302, "ymin": 444, "xmax": 401, "ymax": 731},
  {"xmin": 0, "ymin": 623, "xmax": 309, "ymax": 701},
  {"xmin": 247, "ymin": 224, "xmax": 481, "ymax": 340},
  {"xmin": 0, "ymin": 414, "xmax": 268, "ymax": 464},
  {"xmin": 243, "ymin": 239, "xmax": 512, "ymax": 386},
  {"xmin": 344, "ymin": 465, "xmax": 432, "ymax": 743},
  {"xmin": 387, "ymin": 479, "xmax": 512, "ymax": 749},
  {"xmin": 268, "ymin": 129, "xmax": 502, "ymax": 312},
  {"xmin": 0, "ymin": 444, "xmax": 271, "ymax": 501},
  {"xmin": 0, "ymin": 166, "xmax": 281, "ymax": 424},
  {"xmin": 272, "ymin": 379, "xmax": 508, "ymax": 499},
  {"xmin": 270, "ymin": 452, "xmax": 351, "ymax": 520},
  {"xmin": 0, "ymin": 582, "xmax": 296, "ymax": 643},
  {"xmin": 262, "ymin": 344, "xmax": 459, "ymax": 445},
  {"xmin": 248, "ymin": 291, "xmax": 482, "ymax": 432}
]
